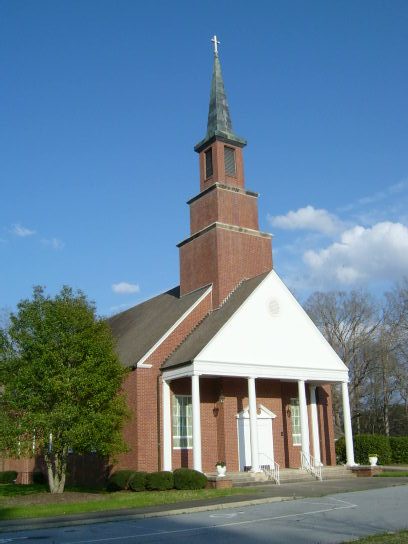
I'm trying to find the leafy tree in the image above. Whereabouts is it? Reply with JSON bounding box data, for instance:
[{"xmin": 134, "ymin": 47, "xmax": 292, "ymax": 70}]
[{"xmin": 0, "ymin": 286, "xmax": 128, "ymax": 493}]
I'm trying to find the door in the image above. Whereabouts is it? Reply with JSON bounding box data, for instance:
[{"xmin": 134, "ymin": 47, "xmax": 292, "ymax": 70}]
[{"xmin": 237, "ymin": 405, "xmax": 276, "ymax": 471}]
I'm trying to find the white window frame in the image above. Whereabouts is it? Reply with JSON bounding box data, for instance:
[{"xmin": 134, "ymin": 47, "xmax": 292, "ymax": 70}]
[
  {"xmin": 290, "ymin": 398, "xmax": 301, "ymax": 446},
  {"xmin": 172, "ymin": 394, "xmax": 193, "ymax": 449}
]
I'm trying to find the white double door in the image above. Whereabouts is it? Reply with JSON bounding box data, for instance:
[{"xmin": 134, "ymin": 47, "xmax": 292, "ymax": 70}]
[{"xmin": 237, "ymin": 405, "xmax": 276, "ymax": 471}]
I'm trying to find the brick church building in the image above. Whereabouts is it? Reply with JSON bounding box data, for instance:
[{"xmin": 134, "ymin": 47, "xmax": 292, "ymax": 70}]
[{"xmin": 109, "ymin": 39, "xmax": 357, "ymax": 479}]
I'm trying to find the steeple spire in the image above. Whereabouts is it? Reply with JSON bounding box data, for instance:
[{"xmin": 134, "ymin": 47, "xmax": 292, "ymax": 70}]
[
  {"xmin": 194, "ymin": 37, "xmax": 246, "ymax": 152},
  {"xmin": 179, "ymin": 37, "xmax": 272, "ymax": 307}
]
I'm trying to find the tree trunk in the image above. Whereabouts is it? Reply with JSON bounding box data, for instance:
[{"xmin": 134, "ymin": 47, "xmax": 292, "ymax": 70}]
[{"xmin": 45, "ymin": 449, "xmax": 68, "ymax": 493}]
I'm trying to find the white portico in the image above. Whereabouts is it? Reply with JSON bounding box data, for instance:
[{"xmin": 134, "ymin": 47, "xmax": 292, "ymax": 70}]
[{"xmin": 161, "ymin": 271, "xmax": 356, "ymax": 473}]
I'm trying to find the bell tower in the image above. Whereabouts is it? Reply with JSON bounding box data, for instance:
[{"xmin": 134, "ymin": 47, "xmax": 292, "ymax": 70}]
[{"xmin": 178, "ymin": 37, "xmax": 273, "ymax": 308}]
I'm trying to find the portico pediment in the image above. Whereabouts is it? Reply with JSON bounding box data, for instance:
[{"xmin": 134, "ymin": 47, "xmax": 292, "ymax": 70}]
[{"xmin": 193, "ymin": 270, "xmax": 348, "ymax": 382}]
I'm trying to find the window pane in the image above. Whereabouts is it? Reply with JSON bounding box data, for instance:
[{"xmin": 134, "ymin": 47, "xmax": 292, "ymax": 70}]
[
  {"xmin": 290, "ymin": 398, "xmax": 301, "ymax": 446},
  {"xmin": 172, "ymin": 395, "xmax": 193, "ymax": 449}
]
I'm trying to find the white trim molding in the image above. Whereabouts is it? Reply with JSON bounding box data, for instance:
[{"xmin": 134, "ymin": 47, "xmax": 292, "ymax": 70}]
[
  {"xmin": 193, "ymin": 360, "xmax": 348, "ymax": 383},
  {"xmin": 162, "ymin": 361, "xmax": 348, "ymax": 384}
]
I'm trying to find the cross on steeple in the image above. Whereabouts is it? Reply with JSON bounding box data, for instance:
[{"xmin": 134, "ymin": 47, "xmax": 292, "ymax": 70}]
[
  {"xmin": 211, "ymin": 35, "xmax": 220, "ymax": 56},
  {"xmin": 194, "ymin": 35, "xmax": 246, "ymax": 152}
]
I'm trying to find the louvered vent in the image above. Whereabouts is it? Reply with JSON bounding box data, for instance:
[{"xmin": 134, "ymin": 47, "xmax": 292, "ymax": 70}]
[
  {"xmin": 205, "ymin": 148, "xmax": 213, "ymax": 178},
  {"xmin": 224, "ymin": 146, "xmax": 236, "ymax": 176}
]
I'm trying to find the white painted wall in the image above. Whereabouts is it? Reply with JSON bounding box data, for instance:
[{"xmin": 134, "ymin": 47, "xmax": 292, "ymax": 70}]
[{"xmin": 194, "ymin": 271, "xmax": 348, "ymax": 382}]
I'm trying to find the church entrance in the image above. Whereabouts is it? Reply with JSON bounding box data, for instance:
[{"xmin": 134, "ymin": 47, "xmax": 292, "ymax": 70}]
[{"xmin": 237, "ymin": 405, "xmax": 276, "ymax": 471}]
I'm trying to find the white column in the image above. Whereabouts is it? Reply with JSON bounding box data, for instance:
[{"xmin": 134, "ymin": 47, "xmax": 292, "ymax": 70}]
[
  {"xmin": 309, "ymin": 385, "xmax": 321, "ymax": 467},
  {"xmin": 192, "ymin": 374, "xmax": 202, "ymax": 472},
  {"xmin": 298, "ymin": 379, "xmax": 310, "ymax": 466},
  {"xmin": 162, "ymin": 379, "xmax": 172, "ymax": 471},
  {"xmin": 342, "ymin": 381, "xmax": 356, "ymax": 466},
  {"xmin": 248, "ymin": 377, "xmax": 260, "ymax": 472}
]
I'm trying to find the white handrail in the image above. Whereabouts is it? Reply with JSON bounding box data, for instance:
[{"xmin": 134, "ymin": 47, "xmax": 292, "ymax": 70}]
[
  {"xmin": 259, "ymin": 453, "xmax": 280, "ymax": 485},
  {"xmin": 273, "ymin": 460, "xmax": 280, "ymax": 485},
  {"xmin": 301, "ymin": 452, "xmax": 322, "ymax": 481}
]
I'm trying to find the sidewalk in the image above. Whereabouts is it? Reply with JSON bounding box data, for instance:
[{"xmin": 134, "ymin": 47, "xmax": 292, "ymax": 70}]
[{"xmin": 0, "ymin": 476, "xmax": 407, "ymax": 533}]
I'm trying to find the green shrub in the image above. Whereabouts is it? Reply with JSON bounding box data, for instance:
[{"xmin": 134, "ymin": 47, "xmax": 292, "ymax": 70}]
[
  {"xmin": 0, "ymin": 471, "xmax": 17, "ymax": 484},
  {"xmin": 335, "ymin": 436, "xmax": 346, "ymax": 464},
  {"xmin": 354, "ymin": 435, "xmax": 392, "ymax": 465},
  {"xmin": 146, "ymin": 471, "xmax": 174, "ymax": 491},
  {"xmin": 389, "ymin": 436, "xmax": 408, "ymax": 464},
  {"xmin": 107, "ymin": 470, "xmax": 135, "ymax": 491},
  {"xmin": 32, "ymin": 471, "xmax": 46, "ymax": 485},
  {"xmin": 173, "ymin": 468, "xmax": 207, "ymax": 490},
  {"xmin": 336, "ymin": 434, "xmax": 392, "ymax": 465},
  {"xmin": 128, "ymin": 471, "xmax": 148, "ymax": 492}
]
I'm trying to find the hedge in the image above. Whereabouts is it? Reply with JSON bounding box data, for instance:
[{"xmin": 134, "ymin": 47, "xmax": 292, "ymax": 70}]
[
  {"xmin": 146, "ymin": 471, "xmax": 174, "ymax": 491},
  {"xmin": 0, "ymin": 471, "xmax": 17, "ymax": 484},
  {"xmin": 32, "ymin": 471, "xmax": 47, "ymax": 485},
  {"xmin": 128, "ymin": 471, "xmax": 148, "ymax": 492},
  {"xmin": 107, "ymin": 470, "xmax": 135, "ymax": 491},
  {"xmin": 336, "ymin": 434, "xmax": 392, "ymax": 465},
  {"xmin": 173, "ymin": 468, "xmax": 207, "ymax": 490},
  {"xmin": 389, "ymin": 436, "xmax": 408, "ymax": 464}
]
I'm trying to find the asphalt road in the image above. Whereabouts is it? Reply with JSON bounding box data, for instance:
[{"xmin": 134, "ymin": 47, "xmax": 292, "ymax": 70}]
[{"xmin": 1, "ymin": 484, "xmax": 408, "ymax": 544}]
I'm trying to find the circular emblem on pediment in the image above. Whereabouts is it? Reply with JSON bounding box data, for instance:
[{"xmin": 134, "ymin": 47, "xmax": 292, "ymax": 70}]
[{"xmin": 268, "ymin": 298, "xmax": 280, "ymax": 317}]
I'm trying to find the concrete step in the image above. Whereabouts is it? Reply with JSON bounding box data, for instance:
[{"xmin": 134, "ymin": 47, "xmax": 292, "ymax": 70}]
[
  {"xmin": 322, "ymin": 466, "xmax": 357, "ymax": 480},
  {"xmin": 207, "ymin": 466, "xmax": 356, "ymax": 487}
]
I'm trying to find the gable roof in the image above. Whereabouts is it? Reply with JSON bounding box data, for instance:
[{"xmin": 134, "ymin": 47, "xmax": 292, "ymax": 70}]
[
  {"xmin": 108, "ymin": 285, "xmax": 210, "ymax": 368},
  {"xmin": 162, "ymin": 272, "xmax": 269, "ymax": 369},
  {"xmin": 164, "ymin": 270, "xmax": 348, "ymax": 383}
]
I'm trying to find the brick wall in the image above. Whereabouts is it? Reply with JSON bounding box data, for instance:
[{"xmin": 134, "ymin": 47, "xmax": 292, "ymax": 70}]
[
  {"xmin": 199, "ymin": 141, "xmax": 245, "ymax": 192},
  {"xmin": 114, "ymin": 290, "xmax": 212, "ymax": 473},
  {"xmin": 180, "ymin": 226, "xmax": 272, "ymax": 307},
  {"xmin": 2, "ymin": 375, "xmax": 337, "ymax": 483},
  {"xmin": 317, "ymin": 385, "xmax": 336, "ymax": 465},
  {"xmin": 189, "ymin": 187, "xmax": 259, "ymax": 234},
  {"xmin": 159, "ymin": 377, "xmax": 336, "ymax": 473}
]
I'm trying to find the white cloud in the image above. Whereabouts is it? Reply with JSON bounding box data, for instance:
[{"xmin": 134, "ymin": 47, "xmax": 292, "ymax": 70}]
[
  {"xmin": 42, "ymin": 237, "xmax": 65, "ymax": 250},
  {"xmin": 304, "ymin": 222, "xmax": 408, "ymax": 285},
  {"xmin": 268, "ymin": 206, "xmax": 342, "ymax": 235},
  {"xmin": 11, "ymin": 223, "xmax": 36, "ymax": 237},
  {"xmin": 112, "ymin": 282, "xmax": 140, "ymax": 295}
]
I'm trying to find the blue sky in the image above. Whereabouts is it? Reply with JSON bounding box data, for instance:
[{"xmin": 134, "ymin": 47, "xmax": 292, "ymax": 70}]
[{"xmin": 1, "ymin": 0, "xmax": 407, "ymax": 316}]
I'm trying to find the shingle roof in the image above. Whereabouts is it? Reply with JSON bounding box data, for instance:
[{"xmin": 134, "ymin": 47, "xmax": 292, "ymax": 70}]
[
  {"xmin": 108, "ymin": 285, "xmax": 210, "ymax": 368},
  {"xmin": 162, "ymin": 272, "xmax": 269, "ymax": 369}
]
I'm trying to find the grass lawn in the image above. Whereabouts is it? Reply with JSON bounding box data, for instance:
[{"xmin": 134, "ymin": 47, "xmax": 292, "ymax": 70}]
[
  {"xmin": 0, "ymin": 486, "xmax": 255, "ymax": 520},
  {"xmin": 0, "ymin": 483, "xmax": 48, "ymax": 498},
  {"xmin": 349, "ymin": 530, "xmax": 408, "ymax": 543}
]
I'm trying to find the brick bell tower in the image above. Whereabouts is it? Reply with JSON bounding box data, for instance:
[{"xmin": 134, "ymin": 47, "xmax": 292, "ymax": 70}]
[{"xmin": 178, "ymin": 37, "xmax": 272, "ymax": 308}]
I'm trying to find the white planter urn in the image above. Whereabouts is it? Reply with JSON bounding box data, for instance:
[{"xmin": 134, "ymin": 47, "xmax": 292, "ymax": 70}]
[
  {"xmin": 368, "ymin": 456, "xmax": 378, "ymax": 466},
  {"xmin": 216, "ymin": 465, "xmax": 226, "ymax": 477}
]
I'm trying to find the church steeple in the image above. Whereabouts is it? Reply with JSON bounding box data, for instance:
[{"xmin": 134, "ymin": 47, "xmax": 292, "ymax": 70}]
[
  {"xmin": 195, "ymin": 36, "xmax": 246, "ymax": 153},
  {"xmin": 178, "ymin": 38, "xmax": 273, "ymax": 308}
]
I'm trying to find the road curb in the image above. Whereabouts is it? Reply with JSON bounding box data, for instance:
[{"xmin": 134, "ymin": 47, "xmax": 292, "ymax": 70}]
[{"xmin": 0, "ymin": 496, "xmax": 293, "ymax": 533}]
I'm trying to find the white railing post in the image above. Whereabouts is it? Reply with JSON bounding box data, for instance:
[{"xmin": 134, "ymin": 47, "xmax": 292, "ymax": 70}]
[
  {"xmin": 298, "ymin": 379, "xmax": 310, "ymax": 466},
  {"xmin": 248, "ymin": 377, "xmax": 260, "ymax": 472},
  {"xmin": 309, "ymin": 385, "xmax": 322, "ymax": 467},
  {"xmin": 162, "ymin": 378, "xmax": 172, "ymax": 471},
  {"xmin": 342, "ymin": 381, "xmax": 356, "ymax": 466},
  {"xmin": 192, "ymin": 374, "xmax": 202, "ymax": 472}
]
